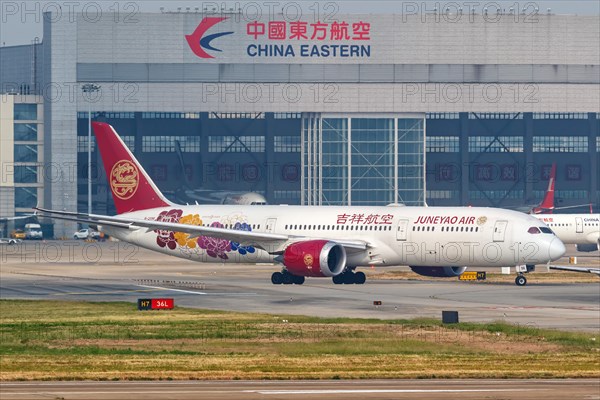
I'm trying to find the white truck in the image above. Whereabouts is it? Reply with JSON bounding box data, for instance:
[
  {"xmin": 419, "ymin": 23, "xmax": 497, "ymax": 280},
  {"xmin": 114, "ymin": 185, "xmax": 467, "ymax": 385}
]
[{"xmin": 24, "ymin": 223, "xmax": 43, "ymax": 240}]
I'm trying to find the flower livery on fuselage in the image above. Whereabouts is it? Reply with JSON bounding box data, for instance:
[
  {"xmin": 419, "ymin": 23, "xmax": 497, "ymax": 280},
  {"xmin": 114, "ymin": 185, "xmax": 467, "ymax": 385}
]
[{"xmin": 153, "ymin": 208, "xmax": 254, "ymax": 260}]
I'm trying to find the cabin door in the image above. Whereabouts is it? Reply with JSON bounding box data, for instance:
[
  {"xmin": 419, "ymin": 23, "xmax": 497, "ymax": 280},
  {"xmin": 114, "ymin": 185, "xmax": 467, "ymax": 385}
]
[
  {"xmin": 575, "ymin": 217, "xmax": 583, "ymax": 233},
  {"xmin": 265, "ymin": 218, "xmax": 277, "ymax": 233},
  {"xmin": 493, "ymin": 220, "xmax": 508, "ymax": 242},
  {"xmin": 396, "ymin": 219, "xmax": 409, "ymax": 241}
]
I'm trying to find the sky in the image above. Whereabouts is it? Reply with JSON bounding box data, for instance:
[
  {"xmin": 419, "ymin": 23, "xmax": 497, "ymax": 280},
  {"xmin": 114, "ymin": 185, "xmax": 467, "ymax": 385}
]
[{"xmin": 0, "ymin": 0, "xmax": 598, "ymax": 46}]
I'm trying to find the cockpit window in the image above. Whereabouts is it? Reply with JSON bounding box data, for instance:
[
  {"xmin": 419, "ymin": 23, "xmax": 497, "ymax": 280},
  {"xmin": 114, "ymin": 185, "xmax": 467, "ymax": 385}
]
[
  {"xmin": 539, "ymin": 227, "xmax": 554, "ymax": 234},
  {"xmin": 527, "ymin": 227, "xmax": 541, "ymax": 234}
]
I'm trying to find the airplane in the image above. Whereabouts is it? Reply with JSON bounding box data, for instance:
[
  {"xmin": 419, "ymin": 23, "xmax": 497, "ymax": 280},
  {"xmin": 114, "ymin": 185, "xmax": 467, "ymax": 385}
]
[
  {"xmin": 527, "ymin": 163, "xmax": 600, "ymax": 253},
  {"xmin": 35, "ymin": 122, "xmax": 566, "ymax": 287},
  {"xmin": 163, "ymin": 140, "xmax": 268, "ymax": 206},
  {"xmin": 515, "ymin": 163, "xmax": 592, "ymax": 215},
  {"xmin": 535, "ymin": 214, "xmax": 600, "ymax": 252}
]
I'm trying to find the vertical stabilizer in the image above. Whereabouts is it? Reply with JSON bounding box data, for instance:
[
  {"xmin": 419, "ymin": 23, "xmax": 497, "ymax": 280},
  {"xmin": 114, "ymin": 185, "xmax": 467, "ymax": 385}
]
[
  {"xmin": 532, "ymin": 163, "xmax": 556, "ymax": 214},
  {"xmin": 92, "ymin": 122, "xmax": 172, "ymax": 214}
]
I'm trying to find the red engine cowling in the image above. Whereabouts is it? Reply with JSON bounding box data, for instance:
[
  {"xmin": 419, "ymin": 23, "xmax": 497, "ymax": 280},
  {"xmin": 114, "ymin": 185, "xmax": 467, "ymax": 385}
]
[
  {"xmin": 410, "ymin": 266, "xmax": 467, "ymax": 277},
  {"xmin": 283, "ymin": 240, "xmax": 346, "ymax": 277}
]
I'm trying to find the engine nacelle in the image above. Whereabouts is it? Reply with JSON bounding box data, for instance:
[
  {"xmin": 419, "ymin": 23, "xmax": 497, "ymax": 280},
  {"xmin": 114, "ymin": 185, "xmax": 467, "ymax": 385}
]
[
  {"xmin": 576, "ymin": 243, "xmax": 599, "ymax": 252},
  {"xmin": 283, "ymin": 240, "xmax": 346, "ymax": 277},
  {"xmin": 410, "ymin": 266, "xmax": 467, "ymax": 278}
]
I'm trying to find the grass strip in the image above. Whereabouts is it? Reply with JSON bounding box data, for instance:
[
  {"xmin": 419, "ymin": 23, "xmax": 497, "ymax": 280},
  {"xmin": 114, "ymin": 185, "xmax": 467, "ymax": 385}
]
[{"xmin": 1, "ymin": 300, "xmax": 598, "ymax": 380}]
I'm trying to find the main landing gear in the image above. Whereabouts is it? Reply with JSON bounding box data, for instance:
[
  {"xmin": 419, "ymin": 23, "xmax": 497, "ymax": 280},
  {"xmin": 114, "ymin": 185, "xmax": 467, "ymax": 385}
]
[
  {"xmin": 271, "ymin": 270, "xmax": 305, "ymax": 285},
  {"xmin": 515, "ymin": 265, "xmax": 535, "ymax": 286},
  {"xmin": 332, "ymin": 270, "xmax": 366, "ymax": 285}
]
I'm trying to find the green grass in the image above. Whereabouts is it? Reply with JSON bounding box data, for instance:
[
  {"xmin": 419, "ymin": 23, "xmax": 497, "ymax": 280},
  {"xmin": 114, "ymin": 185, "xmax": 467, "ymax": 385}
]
[{"xmin": 1, "ymin": 299, "xmax": 599, "ymax": 380}]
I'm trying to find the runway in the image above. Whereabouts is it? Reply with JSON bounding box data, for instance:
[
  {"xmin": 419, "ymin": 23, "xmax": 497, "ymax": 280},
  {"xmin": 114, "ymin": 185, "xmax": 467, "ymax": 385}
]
[
  {"xmin": 1, "ymin": 241, "xmax": 599, "ymax": 331},
  {"xmin": 1, "ymin": 379, "xmax": 599, "ymax": 400}
]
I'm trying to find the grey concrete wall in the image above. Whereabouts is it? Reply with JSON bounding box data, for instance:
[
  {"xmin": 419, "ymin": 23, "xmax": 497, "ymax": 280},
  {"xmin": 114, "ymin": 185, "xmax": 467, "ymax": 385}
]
[{"xmin": 43, "ymin": 14, "xmax": 78, "ymax": 238}]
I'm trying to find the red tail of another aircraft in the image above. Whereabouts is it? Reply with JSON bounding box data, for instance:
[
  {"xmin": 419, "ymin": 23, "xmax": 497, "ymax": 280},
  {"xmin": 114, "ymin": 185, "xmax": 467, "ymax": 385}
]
[
  {"xmin": 532, "ymin": 163, "xmax": 556, "ymax": 214},
  {"xmin": 92, "ymin": 122, "xmax": 172, "ymax": 214}
]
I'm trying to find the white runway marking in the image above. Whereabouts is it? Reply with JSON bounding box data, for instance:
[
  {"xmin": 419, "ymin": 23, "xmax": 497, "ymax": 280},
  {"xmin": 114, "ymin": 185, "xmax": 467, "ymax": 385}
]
[
  {"xmin": 135, "ymin": 284, "xmax": 260, "ymax": 297},
  {"xmin": 247, "ymin": 389, "xmax": 545, "ymax": 395},
  {"xmin": 0, "ymin": 391, "xmax": 233, "ymax": 396},
  {"xmin": 0, "ymin": 389, "xmax": 546, "ymax": 396},
  {"xmin": 135, "ymin": 284, "xmax": 207, "ymax": 295}
]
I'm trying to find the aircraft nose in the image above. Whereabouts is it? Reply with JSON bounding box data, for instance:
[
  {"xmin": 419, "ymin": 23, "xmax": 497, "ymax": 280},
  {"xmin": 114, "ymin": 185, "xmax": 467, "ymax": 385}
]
[{"xmin": 549, "ymin": 237, "xmax": 566, "ymax": 261}]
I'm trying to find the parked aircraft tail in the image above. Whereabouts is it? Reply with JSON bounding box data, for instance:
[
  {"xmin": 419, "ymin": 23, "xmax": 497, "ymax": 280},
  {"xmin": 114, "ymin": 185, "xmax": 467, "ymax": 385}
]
[{"xmin": 532, "ymin": 163, "xmax": 556, "ymax": 214}]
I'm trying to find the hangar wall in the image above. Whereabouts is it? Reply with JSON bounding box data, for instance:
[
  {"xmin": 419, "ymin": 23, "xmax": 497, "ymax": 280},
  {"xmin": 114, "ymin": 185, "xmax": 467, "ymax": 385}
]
[{"xmin": 1, "ymin": 11, "xmax": 599, "ymax": 237}]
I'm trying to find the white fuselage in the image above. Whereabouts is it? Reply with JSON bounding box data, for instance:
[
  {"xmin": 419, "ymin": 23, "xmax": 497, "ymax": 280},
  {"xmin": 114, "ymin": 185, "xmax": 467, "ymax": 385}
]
[
  {"xmin": 535, "ymin": 214, "xmax": 600, "ymax": 245},
  {"xmin": 101, "ymin": 205, "xmax": 565, "ymax": 269}
]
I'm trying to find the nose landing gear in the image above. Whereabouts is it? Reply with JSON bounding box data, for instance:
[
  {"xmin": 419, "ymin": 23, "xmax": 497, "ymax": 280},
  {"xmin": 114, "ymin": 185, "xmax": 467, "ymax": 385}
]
[
  {"xmin": 515, "ymin": 275, "xmax": 527, "ymax": 286},
  {"xmin": 515, "ymin": 265, "xmax": 535, "ymax": 286}
]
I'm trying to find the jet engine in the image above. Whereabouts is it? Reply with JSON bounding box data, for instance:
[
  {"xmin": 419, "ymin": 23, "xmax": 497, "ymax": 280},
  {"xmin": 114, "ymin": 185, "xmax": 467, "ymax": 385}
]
[
  {"xmin": 283, "ymin": 240, "xmax": 346, "ymax": 277},
  {"xmin": 409, "ymin": 266, "xmax": 467, "ymax": 277},
  {"xmin": 576, "ymin": 243, "xmax": 599, "ymax": 252}
]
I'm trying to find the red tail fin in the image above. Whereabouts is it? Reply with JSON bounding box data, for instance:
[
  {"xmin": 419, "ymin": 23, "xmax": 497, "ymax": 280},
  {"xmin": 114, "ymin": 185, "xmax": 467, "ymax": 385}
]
[
  {"xmin": 532, "ymin": 163, "xmax": 556, "ymax": 214},
  {"xmin": 92, "ymin": 122, "xmax": 172, "ymax": 214}
]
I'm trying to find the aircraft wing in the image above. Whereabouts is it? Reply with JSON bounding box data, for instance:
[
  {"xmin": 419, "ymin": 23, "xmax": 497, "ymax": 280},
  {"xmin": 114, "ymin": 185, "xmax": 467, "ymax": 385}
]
[
  {"xmin": 34, "ymin": 207, "xmax": 370, "ymax": 254},
  {"xmin": 0, "ymin": 214, "xmax": 36, "ymax": 221},
  {"xmin": 549, "ymin": 265, "xmax": 600, "ymax": 275}
]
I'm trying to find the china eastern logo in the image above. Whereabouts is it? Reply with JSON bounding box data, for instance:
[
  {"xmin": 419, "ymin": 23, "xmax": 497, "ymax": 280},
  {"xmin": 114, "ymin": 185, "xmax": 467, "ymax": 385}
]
[{"xmin": 185, "ymin": 17, "xmax": 233, "ymax": 59}]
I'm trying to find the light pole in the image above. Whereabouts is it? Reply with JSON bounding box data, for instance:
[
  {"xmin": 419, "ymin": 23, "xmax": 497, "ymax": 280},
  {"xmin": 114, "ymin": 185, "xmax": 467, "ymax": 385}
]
[{"xmin": 81, "ymin": 83, "xmax": 101, "ymax": 217}]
